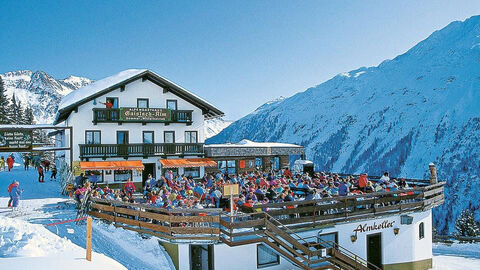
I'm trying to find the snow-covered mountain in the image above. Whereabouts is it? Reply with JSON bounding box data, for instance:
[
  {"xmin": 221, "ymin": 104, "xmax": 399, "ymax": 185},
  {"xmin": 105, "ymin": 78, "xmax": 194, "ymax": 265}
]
[
  {"xmin": 0, "ymin": 70, "xmax": 92, "ymax": 123},
  {"xmin": 208, "ymin": 15, "xmax": 480, "ymax": 233},
  {"xmin": 205, "ymin": 118, "xmax": 233, "ymax": 139}
]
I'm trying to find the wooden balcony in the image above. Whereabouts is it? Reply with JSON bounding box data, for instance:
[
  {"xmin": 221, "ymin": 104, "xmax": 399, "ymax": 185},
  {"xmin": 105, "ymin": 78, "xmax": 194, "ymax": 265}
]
[
  {"xmin": 92, "ymin": 108, "xmax": 193, "ymax": 125},
  {"xmin": 79, "ymin": 143, "xmax": 204, "ymax": 159}
]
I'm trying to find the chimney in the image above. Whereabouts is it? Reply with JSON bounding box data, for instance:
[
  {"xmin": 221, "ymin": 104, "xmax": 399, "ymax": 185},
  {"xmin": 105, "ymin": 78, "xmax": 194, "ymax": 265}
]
[{"xmin": 429, "ymin": 163, "xmax": 438, "ymax": 185}]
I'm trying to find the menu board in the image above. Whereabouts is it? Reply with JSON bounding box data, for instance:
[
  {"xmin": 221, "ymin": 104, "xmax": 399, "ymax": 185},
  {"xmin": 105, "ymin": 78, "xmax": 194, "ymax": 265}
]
[
  {"xmin": 120, "ymin": 108, "xmax": 170, "ymax": 122},
  {"xmin": 0, "ymin": 129, "xmax": 33, "ymax": 151}
]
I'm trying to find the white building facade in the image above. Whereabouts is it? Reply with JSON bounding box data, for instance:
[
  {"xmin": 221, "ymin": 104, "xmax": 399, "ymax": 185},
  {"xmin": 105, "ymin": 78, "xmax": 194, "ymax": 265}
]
[{"xmin": 54, "ymin": 69, "xmax": 223, "ymax": 188}]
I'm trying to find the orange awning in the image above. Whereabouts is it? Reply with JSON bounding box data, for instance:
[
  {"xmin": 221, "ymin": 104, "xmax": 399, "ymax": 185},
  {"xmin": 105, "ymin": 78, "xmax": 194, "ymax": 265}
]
[
  {"xmin": 80, "ymin": 160, "xmax": 144, "ymax": 171},
  {"xmin": 159, "ymin": 158, "xmax": 217, "ymax": 168}
]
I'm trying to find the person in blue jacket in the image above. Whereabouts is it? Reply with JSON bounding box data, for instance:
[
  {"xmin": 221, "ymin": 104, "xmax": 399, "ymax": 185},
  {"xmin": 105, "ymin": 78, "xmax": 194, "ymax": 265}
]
[{"xmin": 10, "ymin": 181, "xmax": 22, "ymax": 208}]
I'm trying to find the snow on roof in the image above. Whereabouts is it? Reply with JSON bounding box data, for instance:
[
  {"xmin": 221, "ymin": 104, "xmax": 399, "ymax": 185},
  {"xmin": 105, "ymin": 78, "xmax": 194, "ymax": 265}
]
[
  {"xmin": 58, "ymin": 69, "xmax": 147, "ymax": 111},
  {"xmin": 205, "ymin": 139, "xmax": 303, "ymax": 148}
]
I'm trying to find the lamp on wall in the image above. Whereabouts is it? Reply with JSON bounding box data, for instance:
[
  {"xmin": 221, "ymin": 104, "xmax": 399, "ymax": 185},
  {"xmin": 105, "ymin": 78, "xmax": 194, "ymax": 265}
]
[
  {"xmin": 350, "ymin": 234, "xmax": 357, "ymax": 242},
  {"xmin": 393, "ymin": 227, "xmax": 400, "ymax": 235},
  {"xmin": 93, "ymin": 99, "xmax": 97, "ymax": 105}
]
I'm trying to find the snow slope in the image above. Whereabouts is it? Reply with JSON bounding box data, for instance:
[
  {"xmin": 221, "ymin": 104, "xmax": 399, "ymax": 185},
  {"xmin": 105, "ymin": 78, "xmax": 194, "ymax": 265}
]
[
  {"xmin": 0, "ymin": 70, "xmax": 92, "ymax": 124},
  {"xmin": 208, "ymin": 15, "xmax": 480, "ymax": 234},
  {"xmin": 0, "ymin": 167, "xmax": 173, "ymax": 270},
  {"xmin": 204, "ymin": 117, "xmax": 233, "ymax": 138},
  {"xmin": 0, "ymin": 217, "xmax": 126, "ymax": 270}
]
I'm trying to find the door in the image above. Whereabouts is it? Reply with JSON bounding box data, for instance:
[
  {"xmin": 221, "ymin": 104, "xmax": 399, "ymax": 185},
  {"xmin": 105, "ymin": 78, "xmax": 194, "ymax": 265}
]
[
  {"xmin": 190, "ymin": 244, "xmax": 214, "ymax": 270},
  {"xmin": 142, "ymin": 163, "xmax": 155, "ymax": 187},
  {"xmin": 367, "ymin": 233, "xmax": 382, "ymax": 269},
  {"xmin": 117, "ymin": 131, "xmax": 129, "ymax": 157}
]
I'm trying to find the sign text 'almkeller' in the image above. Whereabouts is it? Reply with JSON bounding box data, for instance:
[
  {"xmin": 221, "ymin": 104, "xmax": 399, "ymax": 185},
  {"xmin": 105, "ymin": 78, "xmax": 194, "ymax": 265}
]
[
  {"xmin": 353, "ymin": 220, "xmax": 395, "ymax": 234},
  {"xmin": 120, "ymin": 108, "xmax": 170, "ymax": 122},
  {"xmin": 0, "ymin": 129, "xmax": 33, "ymax": 150}
]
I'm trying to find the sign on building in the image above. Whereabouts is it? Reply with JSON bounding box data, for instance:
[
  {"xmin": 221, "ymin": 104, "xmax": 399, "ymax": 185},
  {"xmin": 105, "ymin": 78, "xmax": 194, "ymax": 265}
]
[
  {"xmin": 120, "ymin": 108, "xmax": 170, "ymax": 122},
  {"xmin": 0, "ymin": 129, "xmax": 33, "ymax": 151}
]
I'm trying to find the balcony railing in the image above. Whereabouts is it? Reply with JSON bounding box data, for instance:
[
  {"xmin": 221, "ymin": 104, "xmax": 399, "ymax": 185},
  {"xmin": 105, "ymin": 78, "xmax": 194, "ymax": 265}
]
[
  {"xmin": 92, "ymin": 108, "xmax": 193, "ymax": 125},
  {"xmin": 79, "ymin": 143, "xmax": 204, "ymax": 159}
]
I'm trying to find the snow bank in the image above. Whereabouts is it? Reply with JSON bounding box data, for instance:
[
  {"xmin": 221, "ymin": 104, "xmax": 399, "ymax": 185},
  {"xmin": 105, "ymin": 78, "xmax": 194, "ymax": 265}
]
[
  {"xmin": 433, "ymin": 255, "xmax": 480, "ymax": 269},
  {"xmin": 0, "ymin": 217, "xmax": 126, "ymax": 269}
]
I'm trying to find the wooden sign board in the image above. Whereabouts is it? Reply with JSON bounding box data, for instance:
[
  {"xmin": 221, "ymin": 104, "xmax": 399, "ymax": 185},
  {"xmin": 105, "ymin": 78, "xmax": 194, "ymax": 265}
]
[
  {"xmin": 223, "ymin": 184, "xmax": 239, "ymax": 196},
  {"xmin": 0, "ymin": 129, "xmax": 33, "ymax": 151},
  {"xmin": 120, "ymin": 108, "xmax": 170, "ymax": 122}
]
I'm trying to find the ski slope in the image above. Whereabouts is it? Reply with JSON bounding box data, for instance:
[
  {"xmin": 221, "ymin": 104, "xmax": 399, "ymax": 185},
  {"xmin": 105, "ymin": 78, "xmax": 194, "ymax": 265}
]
[{"xmin": 0, "ymin": 165, "xmax": 173, "ymax": 270}]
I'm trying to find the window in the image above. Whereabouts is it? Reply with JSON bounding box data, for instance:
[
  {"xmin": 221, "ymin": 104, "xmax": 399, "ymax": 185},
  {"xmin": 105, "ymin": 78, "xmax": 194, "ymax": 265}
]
[
  {"xmin": 117, "ymin": 131, "xmax": 129, "ymax": 144},
  {"xmin": 167, "ymin": 100, "xmax": 177, "ymax": 110},
  {"xmin": 257, "ymin": 244, "xmax": 279, "ymax": 268},
  {"xmin": 143, "ymin": 131, "xmax": 154, "ymax": 144},
  {"xmin": 106, "ymin": 97, "xmax": 119, "ymax": 108},
  {"xmin": 85, "ymin": 170, "xmax": 103, "ymax": 183},
  {"xmin": 218, "ymin": 160, "xmax": 236, "ymax": 174},
  {"xmin": 317, "ymin": 232, "xmax": 338, "ymax": 248},
  {"xmin": 419, "ymin": 222, "xmax": 425, "ymax": 240},
  {"xmin": 185, "ymin": 167, "xmax": 200, "ymax": 178},
  {"xmin": 85, "ymin": 131, "xmax": 101, "ymax": 144},
  {"xmin": 137, "ymin": 98, "xmax": 149, "ymax": 108},
  {"xmin": 255, "ymin": 157, "xmax": 263, "ymax": 170},
  {"xmin": 185, "ymin": 131, "xmax": 198, "ymax": 143},
  {"xmin": 164, "ymin": 131, "xmax": 175, "ymax": 143},
  {"xmin": 270, "ymin": 157, "xmax": 280, "ymax": 171},
  {"xmin": 114, "ymin": 170, "xmax": 132, "ymax": 182}
]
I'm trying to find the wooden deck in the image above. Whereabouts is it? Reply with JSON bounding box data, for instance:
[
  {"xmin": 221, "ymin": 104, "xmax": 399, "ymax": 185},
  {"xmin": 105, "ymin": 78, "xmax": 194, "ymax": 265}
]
[{"xmin": 87, "ymin": 182, "xmax": 444, "ymax": 243}]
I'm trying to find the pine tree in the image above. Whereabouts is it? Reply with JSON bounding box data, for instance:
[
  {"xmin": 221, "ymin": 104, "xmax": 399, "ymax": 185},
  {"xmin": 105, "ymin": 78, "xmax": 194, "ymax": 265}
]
[
  {"xmin": 454, "ymin": 208, "xmax": 480, "ymax": 240},
  {"xmin": 0, "ymin": 77, "xmax": 10, "ymax": 124},
  {"xmin": 7, "ymin": 94, "xmax": 18, "ymax": 124},
  {"xmin": 24, "ymin": 106, "xmax": 35, "ymax": 125},
  {"xmin": 15, "ymin": 99, "xmax": 25, "ymax": 124}
]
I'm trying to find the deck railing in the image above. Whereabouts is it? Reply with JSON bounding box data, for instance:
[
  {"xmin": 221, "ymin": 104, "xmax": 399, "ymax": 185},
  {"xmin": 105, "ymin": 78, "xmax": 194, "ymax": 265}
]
[
  {"xmin": 92, "ymin": 108, "xmax": 193, "ymax": 125},
  {"xmin": 79, "ymin": 143, "xmax": 204, "ymax": 159},
  {"xmin": 87, "ymin": 182, "xmax": 444, "ymax": 243}
]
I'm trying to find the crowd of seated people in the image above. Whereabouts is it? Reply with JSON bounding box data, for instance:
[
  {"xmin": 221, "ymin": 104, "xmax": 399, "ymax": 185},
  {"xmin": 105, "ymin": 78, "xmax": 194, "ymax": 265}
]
[{"xmin": 73, "ymin": 169, "xmax": 414, "ymax": 212}]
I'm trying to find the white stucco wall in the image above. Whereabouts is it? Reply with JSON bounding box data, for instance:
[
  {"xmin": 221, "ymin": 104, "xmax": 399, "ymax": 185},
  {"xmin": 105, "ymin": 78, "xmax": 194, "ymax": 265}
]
[{"xmin": 175, "ymin": 210, "xmax": 433, "ymax": 270}]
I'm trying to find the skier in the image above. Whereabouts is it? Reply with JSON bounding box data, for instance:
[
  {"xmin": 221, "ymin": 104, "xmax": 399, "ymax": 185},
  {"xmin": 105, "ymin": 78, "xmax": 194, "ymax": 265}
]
[
  {"xmin": 7, "ymin": 180, "xmax": 16, "ymax": 207},
  {"xmin": 0, "ymin": 156, "xmax": 5, "ymax": 171},
  {"xmin": 38, "ymin": 165, "xmax": 45, "ymax": 182},
  {"xmin": 43, "ymin": 159, "xmax": 50, "ymax": 172},
  {"xmin": 6, "ymin": 155, "xmax": 13, "ymax": 172},
  {"xmin": 50, "ymin": 165, "xmax": 57, "ymax": 181},
  {"xmin": 10, "ymin": 181, "xmax": 22, "ymax": 209},
  {"xmin": 24, "ymin": 155, "xmax": 31, "ymax": 170}
]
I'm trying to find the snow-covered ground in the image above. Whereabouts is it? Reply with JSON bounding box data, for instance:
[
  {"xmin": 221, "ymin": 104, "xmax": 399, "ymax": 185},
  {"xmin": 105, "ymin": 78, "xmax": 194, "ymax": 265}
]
[{"xmin": 0, "ymin": 165, "xmax": 173, "ymax": 270}]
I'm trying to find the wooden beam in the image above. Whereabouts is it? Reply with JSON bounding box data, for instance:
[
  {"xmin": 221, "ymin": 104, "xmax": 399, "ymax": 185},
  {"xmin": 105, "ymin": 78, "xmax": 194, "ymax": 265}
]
[{"xmin": 120, "ymin": 85, "xmax": 125, "ymax": 92}]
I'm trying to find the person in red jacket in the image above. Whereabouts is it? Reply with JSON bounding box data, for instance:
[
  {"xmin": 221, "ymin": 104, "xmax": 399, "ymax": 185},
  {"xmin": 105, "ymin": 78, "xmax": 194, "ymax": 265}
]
[
  {"xmin": 6, "ymin": 156, "xmax": 14, "ymax": 172},
  {"xmin": 123, "ymin": 178, "xmax": 136, "ymax": 198},
  {"xmin": 38, "ymin": 165, "xmax": 45, "ymax": 182},
  {"xmin": 283, "ymin": 168, "xmax": 293, "ymax": 179},
  {"xmin": 357, "ymin": 173, "xmax": 368, "ymax": 192},
  {"xmin": 7, "ymin": 181, "xmax": 16, "ymax": 207}
]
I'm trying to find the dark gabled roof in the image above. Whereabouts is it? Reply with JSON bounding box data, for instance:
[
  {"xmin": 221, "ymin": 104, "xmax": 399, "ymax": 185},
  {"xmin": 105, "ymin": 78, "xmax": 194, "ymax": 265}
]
[{"xmin": 54, "ymin": 69, "xmax": 224, "ymax": 124}]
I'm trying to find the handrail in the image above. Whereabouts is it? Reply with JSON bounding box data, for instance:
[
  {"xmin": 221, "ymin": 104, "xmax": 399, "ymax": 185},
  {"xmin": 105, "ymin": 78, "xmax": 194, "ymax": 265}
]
[{"xmin": 264, "ymin": 212, "xmax": 311, "ymax": 247}]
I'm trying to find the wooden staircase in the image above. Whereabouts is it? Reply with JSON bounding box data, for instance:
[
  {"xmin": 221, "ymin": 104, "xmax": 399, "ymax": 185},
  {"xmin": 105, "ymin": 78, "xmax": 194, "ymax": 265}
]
[{"xmin": 262, "ymin": 213, "xmax": 380, "ymax": 270}]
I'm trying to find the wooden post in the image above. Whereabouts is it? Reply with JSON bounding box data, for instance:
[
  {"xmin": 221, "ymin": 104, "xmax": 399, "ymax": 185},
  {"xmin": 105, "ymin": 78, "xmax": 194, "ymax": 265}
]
[
  {"xmin": 429, "ymin": 163, "xmax": 438, "ymax": 185},
  {"xmin": 86, "ymin": 216, "xmax": 92, "ymax": 261}
]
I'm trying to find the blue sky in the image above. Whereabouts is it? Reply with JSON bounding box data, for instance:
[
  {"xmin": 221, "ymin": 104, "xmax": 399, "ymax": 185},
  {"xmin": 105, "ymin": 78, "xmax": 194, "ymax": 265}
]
[{"xmin": 1, "ymin": 1, "xmax": 480, "ymax": 119}]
